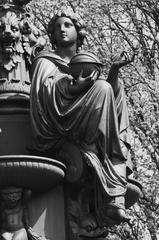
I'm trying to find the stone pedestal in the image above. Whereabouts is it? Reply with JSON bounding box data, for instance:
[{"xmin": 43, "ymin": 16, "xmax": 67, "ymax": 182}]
[
  {"xmin": 28, "ymin": 186, "xmax": 65, "ymax": 240},
  {"xmin": 0, "ymin": 98, "xmax": 66, "ymax": 240}
]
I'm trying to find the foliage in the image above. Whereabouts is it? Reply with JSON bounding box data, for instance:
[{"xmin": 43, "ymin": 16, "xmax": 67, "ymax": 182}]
[{"xmin": 28, "ymin": 0, "xmax": 159, "ymax": 239}]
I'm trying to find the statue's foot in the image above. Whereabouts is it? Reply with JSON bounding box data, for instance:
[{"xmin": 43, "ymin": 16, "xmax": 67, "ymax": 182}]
[{"xmin": 78, "ymin": 215, "xmax": 108, "ymax": 238}]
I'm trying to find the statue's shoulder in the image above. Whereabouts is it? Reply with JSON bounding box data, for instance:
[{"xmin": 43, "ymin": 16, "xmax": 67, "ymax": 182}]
[
  {"xmin": 33, "ymin": 50, "xmax": 69, "ymax": 72},
  {"xmin": 33, "ymin": 50, "xmax": 67, "ymax": 69},
  {"xmin": 33, "ymin": 50, "xmax": 57, "ymax": 63}
]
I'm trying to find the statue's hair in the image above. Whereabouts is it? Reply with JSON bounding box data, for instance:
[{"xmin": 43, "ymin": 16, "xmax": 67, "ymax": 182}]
[{"xmin": 48, "ymin": 9, "xmax": 86, "ymax": 49}]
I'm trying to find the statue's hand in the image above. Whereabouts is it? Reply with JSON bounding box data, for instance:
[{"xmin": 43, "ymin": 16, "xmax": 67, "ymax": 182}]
[
  {"xmin": 68, "ymin": 71, "xmax": 97, "ymax": 94},
  {"xmin": 112, "ymin": 51, "xmax": 136, "ymax": 69},
  {"xmin": 76, "ymin": 70, "xmax": 98, "ymax": 86}
]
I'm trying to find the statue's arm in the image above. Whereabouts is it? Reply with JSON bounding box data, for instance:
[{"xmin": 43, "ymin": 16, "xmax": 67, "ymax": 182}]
[
  {"xmin": 31, "ymin": 57, "xmax": 56, "ymax": 82},
  {"xmin": 68, "ymin": 81, "xmax": 93, "ymax": 94},
  {"xmin": 107, "ymin": 65, "xmax": 120, "ymax": 96},
  {"xmin": 107, "ymin": 52, "xmax": 135, "ymax": 95}
]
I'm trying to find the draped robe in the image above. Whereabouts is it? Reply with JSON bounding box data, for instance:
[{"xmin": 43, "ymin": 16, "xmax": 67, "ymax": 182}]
[{"xmin": 30, "ymin": 50, "xmax": 132, "ymax": 202}]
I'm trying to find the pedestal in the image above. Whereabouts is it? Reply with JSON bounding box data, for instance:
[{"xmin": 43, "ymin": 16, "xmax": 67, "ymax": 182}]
[{"xmin": 0, "ymin": 100, "xmax": 67, "ymax": 240}]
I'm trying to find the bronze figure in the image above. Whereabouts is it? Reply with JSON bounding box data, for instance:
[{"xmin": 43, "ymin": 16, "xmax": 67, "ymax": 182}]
[{"xmin": 30, "ymin": 9, "xmax": 142, "ymax": 239}]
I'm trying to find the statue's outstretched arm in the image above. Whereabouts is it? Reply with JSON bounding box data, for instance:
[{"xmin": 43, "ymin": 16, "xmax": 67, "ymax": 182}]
[{"xmin": 107, "ymin": 51, "xmax": 135, "ymax": 95}]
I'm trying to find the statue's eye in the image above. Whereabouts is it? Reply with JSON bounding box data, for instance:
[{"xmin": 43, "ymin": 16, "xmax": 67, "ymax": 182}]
[
  {"xmin": 64, "ymin": 22, "xmax": 74, "ymax": 28},
  {"xmin": 11, "ymin": 26, "xmax": 19, "ymax": 32}
]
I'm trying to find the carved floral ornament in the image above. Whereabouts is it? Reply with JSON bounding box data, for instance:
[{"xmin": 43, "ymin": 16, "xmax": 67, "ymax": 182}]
[
  {"xmin": 0, "ymin": 0, "xmax": 46, "ymax": 95},
  {"xmin": 0, "ymin": 0, "xmax": 31, "ymax": 11}
]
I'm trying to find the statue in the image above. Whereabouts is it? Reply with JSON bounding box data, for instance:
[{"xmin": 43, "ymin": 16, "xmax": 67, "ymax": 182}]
[
  {"xmin": 0, "ymin": 187, "xmax": 31, "ymax": 240},
  {"xmin": 30, "ymin": 9, "xmax": 142, "ymax": 239}
]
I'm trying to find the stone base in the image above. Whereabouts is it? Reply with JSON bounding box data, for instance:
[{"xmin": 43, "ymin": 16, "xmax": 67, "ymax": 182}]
[{"xmin": 28, "ymin": 186, "xmax": 65, "ymax": 240}]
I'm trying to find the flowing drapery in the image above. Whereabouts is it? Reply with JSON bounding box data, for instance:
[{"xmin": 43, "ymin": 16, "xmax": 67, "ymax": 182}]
[{"xmin": 30, "ymin": 50, "xmax": 129, "ymax": 198}]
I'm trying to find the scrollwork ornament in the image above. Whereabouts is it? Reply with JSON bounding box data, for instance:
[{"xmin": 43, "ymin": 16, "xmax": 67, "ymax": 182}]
[{"xmin": 0, "ymin": 0, "xmax": 46, "ymax": 96}]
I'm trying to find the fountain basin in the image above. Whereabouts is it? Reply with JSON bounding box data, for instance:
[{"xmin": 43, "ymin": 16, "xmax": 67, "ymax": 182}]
[{"xmin": 0, "ymin": 155, "xmax": 66, "ymax": 192}]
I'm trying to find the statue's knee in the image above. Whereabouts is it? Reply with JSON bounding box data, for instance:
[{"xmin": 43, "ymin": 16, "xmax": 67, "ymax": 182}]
[{"xmin": 58, "ymin": 142, "xmax": 84, "ymax": 183}]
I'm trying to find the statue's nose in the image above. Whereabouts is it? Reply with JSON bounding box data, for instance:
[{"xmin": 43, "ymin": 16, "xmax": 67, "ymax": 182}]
[{"xmin": 5, "ymin": 25, "xmax": 12, "ymax": 35}]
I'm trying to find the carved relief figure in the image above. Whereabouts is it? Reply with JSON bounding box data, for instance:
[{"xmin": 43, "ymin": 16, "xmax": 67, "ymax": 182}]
[
  {"xmin": 0, "ymin": 187, "xmax": 31, "ymax": 240},
  {"xmin": 30, "ymin": 9, "xmax": 141, "ymax": 239},
  {"xmin": 0, "ymin": 0, "xmax": 45, "ymax": 97}
]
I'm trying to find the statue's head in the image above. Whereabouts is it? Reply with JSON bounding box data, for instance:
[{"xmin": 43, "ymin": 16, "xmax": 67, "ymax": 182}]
[
  {"xmin": 0, "ymin": 0, "xmax": 31, "ymax": 58},
  {"xmin": 0, "ymin": 186, "xmax": 23, "ymax": 208},
  {"xmin": 0, "ymin": 0, "xmax": 45, "ymax": 96},
  {"xmin": 0, "ymin": 0, "xmax": 45, "ymax": 63},
  {"xmin": 48, "ymin": 9, "xmax": 86, "ymax": 50},
  {"xmin": 0, "ymin": 10, "xmax": 45, "ymax": 69},
  {"xmin": 0, "ymin": 11, "xmax": 22, "ymax": 58}
]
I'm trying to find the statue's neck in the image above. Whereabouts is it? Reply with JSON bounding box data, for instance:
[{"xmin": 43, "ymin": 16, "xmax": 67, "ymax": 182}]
[{"xmin": 55, "ymin": 45, "xmax": 77, "ymax": 63}]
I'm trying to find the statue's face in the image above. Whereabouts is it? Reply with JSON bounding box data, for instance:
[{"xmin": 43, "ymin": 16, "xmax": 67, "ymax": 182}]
[
  {"xmin": 0, "ymin": 11, "xmax": 21, "ymax": 56},
  {"xmin": 53, "ymin": 17, "xmax": 78, "ymax": 48},
  {"xmin": 0, "ymin": 187, "xmax": 22, "ymax": 208}
]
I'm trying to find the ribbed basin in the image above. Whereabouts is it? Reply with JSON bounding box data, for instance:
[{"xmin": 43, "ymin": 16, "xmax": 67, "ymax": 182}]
[{"xmin": 0, "ymin": 155, "xmax": 66, "ymax": 193}]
